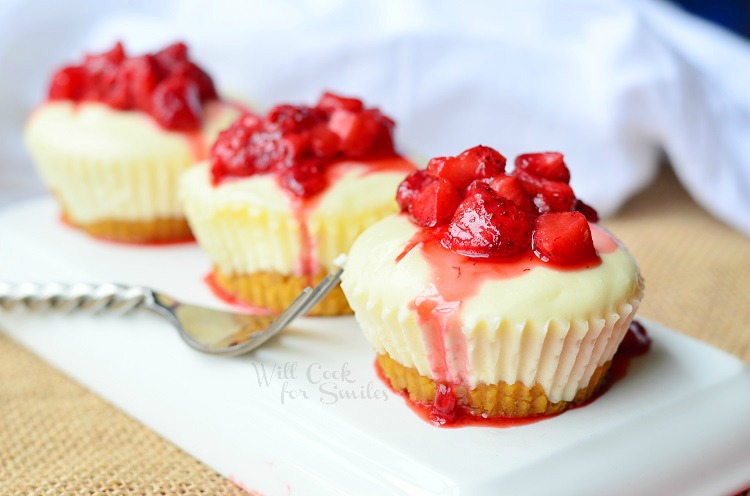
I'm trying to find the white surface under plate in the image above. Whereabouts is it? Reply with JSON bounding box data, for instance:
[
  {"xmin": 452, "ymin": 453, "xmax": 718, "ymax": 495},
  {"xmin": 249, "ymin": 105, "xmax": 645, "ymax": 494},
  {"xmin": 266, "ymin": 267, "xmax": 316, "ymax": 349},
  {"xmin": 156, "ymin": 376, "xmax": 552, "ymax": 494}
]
[{"xmin": 2, "ymin": 198, "xmax": 750, "ymax": 496}]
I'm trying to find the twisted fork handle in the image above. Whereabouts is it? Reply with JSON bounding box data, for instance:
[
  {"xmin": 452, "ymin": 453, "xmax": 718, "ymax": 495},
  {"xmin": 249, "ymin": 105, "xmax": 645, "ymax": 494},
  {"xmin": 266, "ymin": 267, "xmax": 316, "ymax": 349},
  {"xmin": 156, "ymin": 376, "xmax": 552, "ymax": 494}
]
[{"xmin": 0, "ymin": 282, "xmax": 152, "ymax": 314}]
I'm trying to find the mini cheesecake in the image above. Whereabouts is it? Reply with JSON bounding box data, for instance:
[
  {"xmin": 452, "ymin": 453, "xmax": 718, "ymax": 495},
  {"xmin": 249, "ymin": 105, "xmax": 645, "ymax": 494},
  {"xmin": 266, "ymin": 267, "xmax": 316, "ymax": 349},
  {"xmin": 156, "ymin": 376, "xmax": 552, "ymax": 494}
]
[
  {"xmin": 180, "ymin": 93, "xmax": 416, "ymax": 315},
  {"xmin": 24, "ymin": 42, "xmax": 241, "ymax": 243},
  {"xmin": 341, "ymin": 147, "xmax": 644, "ymax": 423}
]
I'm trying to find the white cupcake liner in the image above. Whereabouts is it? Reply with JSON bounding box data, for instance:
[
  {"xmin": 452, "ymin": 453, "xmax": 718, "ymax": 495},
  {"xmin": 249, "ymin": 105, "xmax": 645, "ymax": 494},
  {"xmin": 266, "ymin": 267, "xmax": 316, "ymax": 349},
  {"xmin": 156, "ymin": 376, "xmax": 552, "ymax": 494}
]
[
  {"xmin": 181, "ymin": 170, "xmax": 399, "ymax": 276},
  {"xmin": 26, "ymin": 135, "xmax": 193, "ymax": 225},
  {"xmin": 24, "ymin": 102, "xmax": 240, "ymax": 225},
  {"xmin": 348, "ymin": 276, "xmax": 644, "ymax": 404}
]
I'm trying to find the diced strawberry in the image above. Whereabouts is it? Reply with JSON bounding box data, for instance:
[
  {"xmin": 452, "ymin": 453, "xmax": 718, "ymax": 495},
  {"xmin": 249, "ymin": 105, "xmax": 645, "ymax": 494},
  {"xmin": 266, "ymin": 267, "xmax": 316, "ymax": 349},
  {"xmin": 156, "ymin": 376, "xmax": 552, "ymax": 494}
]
[
  {"xmin": 210, "ymin": 120, "xmax": 255, "ymax": 180},
  {"xmin": 239, "ymin": 113, "xmax": 262, "ymax": 130},
  {"xmin": 279, "ymin": 159, "xmax": 327, "ymax": 197},
  {"xmin": 486, "ymin": 175, "xmax": 536, "ymax": 217},
  {"xmin": 151, "ymin": 76, "xmax": 202, "ymax": 130},
  {"xmin": 327, "ymin": 109, "xmax": 380, "ymax": 157},
  {"xmin": 153, "ymin": 42, "xmax": 188, "ymax": 72},
  {"xmin": 515, "ymin": 169, "xmax": 576, "ymax": 213},
  {"xmin": 268, "ymin": 105, "xmax": 323, "ymax": 133},
  {"xmin": 515, "ymin": 152, "xmax": 570, "ymax": 183},
  {"xmin": 210, "ymin": 92, "xmax": 398, "ymax": 196},
  {"xmin": 279, "ymin": 132, "xmax": 309, "ymax": 160},
  {"xmin": 574, "ymin": 199, "xmax": 599, "ymax": 222},
  {"xmin": 317, "ymin": 92, "xmax": 364, "ymax": 113},
  {"xmin": 171, "ymin": 61, "xmax": 218, "ymax": 101},
  {"xmin": 442, "ymin": 182, "xmax": 531, "ymax": 257},
  {"xmin": 47, "ymin": 41, "xmax": 221, "ymax": 131},
  {"xmin": 113, "ymin": 55, "xmax": 158, "ymax": 111},
  {"xmin": 532, "ymin": 212, "xmax": 598, "ymax": 265},
  {"xmin": 396, "ymin": 170, "xmax": 436, "ymax": 212},
  {"xmin": 432, "ymin": 384, "xmax": 457, "ymax": 422},
  {"xmin": 427, "ymin": 145, "xmax": 506, "ymax": 191},
  {"xmin": 409, "ymin": 178, "xmax": 462, "ymax": 228},
  {"xmin": 48, "ymin": 66, "xmax": 87, "ymax": 100},
  {"xmin": 457, "ymin": 145, "xmax": 506, "ymax": 175},
  {"xmin": 360, "ymin": 109, "xmax": 395, "ymax": 157},
  {"xmin": 83, "ymin": 42, "xmax": 126, "ymax": 73},
  {"xmin": 308, "ymin": 124, "xmax": 340, "ymax": 158}
]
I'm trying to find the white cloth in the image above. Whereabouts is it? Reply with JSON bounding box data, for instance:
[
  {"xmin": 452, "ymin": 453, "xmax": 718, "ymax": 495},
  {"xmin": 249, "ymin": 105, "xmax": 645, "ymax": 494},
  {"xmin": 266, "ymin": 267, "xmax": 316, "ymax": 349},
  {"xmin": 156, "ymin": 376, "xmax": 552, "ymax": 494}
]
[{"xmin": 1, "ymin": 0, "xmax": 748, "ymax": 234}]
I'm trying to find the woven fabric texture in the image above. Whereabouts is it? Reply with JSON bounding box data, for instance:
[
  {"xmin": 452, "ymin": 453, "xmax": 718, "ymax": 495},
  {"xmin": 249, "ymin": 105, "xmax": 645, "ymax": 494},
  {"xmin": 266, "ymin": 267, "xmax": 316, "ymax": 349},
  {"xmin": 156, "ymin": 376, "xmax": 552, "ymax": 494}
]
[{"xmin": 1, "ymin": 166, "xmax": 748, "ymax": 495}]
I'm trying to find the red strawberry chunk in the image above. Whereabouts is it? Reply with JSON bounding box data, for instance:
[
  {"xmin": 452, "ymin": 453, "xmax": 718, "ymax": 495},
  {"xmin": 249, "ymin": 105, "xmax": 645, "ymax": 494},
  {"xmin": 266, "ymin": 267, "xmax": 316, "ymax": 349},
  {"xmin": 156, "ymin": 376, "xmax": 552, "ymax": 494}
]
[
  {"xmin": 210, "ymin": 92, "xmax": 398, "ymax": 196},
  {"xmin": 515, "ymin": 169, "xmax": 576, "ymax": 213},
  {"xmin": 427, "ymin": 145, "xmax": 506, "ymax": 191},
  {"xmin": 118, "ymin": 56, "xmax": 158, "ymax": 111},
  {"xmin": 396, "ymin": 170, "xmax": 436, "ymax": 212},
  {"xmin": 328, "ymin": 109, "xmax": 383, "ymax": 157},
  {"xmin": 409, "ymin": 178, "xmax": 462, "ymax": 228},
  {"xmin": 442, "ymin": 182, "xmax": 531, "ymax": 257},
  {"xmin": 151, "ymin": 77, "xmax": 202, "ymax": 131},
  {"xmin": 515, "ymin": 152, "xmax": 570, "ymax": 183},
  {"xmin": 308, "ymin": 124, "xmax": 340, "ymax": 159},
  {"xmin": 48, "ymin": 66, "xmax": 87, "ymax": 100},
  {"xmin": 317, "ymin": 92, "xmax": 364, "ymax": 113},
  {"xmin": 154, "ymin": 42, "xmax": 188, "ymax": 71},
  {"xmin": 171, "ymin": 61, "xmax": 218, "ymax": 101},
  {"xmin": 83, "ymin": 42, "xmax": 125, "ymax": 75},
  {"xmin": 532, "ymin": 212, "xmax": 598, "ymax": 265},
  {"xmin": 279, "ymin": 159, "xmax": 327, "ymax": 197},
  {"xmin": 486, "ymin": 175, "xmax": 536, "ymax": 217},
  {"xmin": 46, "ymin": 41, "xmax": 219, "ymax": 131},
  {"xmin": 574, "ymin": 199, "xmax": 600, "ymax": 222},
  {"xmin": 432, "ymin": 384, "xmax": 458, "ymax": 421}
]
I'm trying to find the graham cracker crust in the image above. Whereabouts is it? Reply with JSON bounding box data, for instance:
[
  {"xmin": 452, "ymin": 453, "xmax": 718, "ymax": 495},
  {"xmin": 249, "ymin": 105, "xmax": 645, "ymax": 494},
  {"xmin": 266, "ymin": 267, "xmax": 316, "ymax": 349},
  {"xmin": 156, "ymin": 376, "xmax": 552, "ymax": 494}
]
[
  {"xmin": 214, "ymin": 269, "xmax": 353, "ymax": 316},
  {"xmin": 377, "ymin": 352, "xmax": 611, "ymax": 417},
  {"xmin": 64, "ymin": 214, "xmax": 193, "ymax": 244}
]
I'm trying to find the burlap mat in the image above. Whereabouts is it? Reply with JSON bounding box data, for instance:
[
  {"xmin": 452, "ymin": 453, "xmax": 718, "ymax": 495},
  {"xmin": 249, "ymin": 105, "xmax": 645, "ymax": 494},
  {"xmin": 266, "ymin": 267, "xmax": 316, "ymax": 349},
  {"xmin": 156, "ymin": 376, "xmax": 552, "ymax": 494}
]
[{"xmin": 1, "ymin": 166, "xmax": 749, "ymax": 495}]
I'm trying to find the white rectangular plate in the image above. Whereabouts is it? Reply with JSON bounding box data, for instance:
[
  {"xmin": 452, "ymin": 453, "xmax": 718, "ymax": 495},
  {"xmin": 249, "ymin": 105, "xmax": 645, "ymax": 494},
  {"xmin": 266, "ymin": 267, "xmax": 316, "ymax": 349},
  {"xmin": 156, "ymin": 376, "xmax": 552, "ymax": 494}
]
[{"xmin": 2, "ymin": 198, "xmax": 750, "ymax": 496}]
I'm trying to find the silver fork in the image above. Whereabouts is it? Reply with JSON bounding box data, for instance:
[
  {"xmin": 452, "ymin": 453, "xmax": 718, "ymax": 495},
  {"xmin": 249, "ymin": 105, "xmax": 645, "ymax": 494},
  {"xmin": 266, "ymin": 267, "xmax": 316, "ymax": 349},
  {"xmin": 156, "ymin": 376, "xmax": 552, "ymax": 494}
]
[{"xmin": 0, "ymin": 262, "xmax": 345, "ymax": 356}]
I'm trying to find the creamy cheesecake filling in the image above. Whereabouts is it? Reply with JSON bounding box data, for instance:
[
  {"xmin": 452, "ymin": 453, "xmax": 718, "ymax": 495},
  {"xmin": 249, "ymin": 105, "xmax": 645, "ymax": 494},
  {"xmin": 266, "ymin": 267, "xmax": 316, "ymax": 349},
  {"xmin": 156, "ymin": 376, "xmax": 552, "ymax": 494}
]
[
  {"xmin": 24, "ymin": 101, "xmax": 240, "ymax": 224},
  {"xmin": 341, "ymin": 214, "xmax": 643, "ymax": 403},
  {"xmin": 180, "ymin": 160, "xmax": 410, "ymax": 275}
]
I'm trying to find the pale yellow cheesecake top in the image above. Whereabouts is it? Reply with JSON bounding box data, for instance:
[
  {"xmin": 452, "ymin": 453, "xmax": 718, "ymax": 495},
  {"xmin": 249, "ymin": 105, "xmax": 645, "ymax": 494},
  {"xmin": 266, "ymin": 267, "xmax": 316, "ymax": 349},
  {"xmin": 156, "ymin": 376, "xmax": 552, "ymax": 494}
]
[{"xmin": 25, "ymin": 100, "xmax": 240, "ymax": 162}]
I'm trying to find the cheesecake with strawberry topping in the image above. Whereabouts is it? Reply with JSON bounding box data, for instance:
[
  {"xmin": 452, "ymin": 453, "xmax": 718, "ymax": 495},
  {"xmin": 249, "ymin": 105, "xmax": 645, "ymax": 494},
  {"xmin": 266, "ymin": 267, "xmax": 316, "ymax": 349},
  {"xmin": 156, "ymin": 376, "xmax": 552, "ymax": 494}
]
[
  {"xmin": 341, "ymin": 146, "xmax": 644, "ymax": 422},
  {"xmin": 180, "ymin": 92, "xmax": 415, "ymax": 315},
  {"xmin": 24, "ymin": 42, "xmax": 241, "ymax": 243}
]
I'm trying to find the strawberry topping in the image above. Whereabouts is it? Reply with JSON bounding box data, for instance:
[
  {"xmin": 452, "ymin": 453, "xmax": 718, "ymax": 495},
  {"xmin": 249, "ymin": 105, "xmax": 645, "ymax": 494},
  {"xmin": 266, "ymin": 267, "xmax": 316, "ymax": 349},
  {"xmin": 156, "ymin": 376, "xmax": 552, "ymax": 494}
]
[
  {"xmin": 409, "ymin": 178, "xmax": 462, "ymax": 228},
  {"xmin": 427, "ymin": 145, "xmax": 506, "ymax": 191},
  {"xmin": 210, "ymin": 92, "xmax": 399, "ymax": 197},
  {"xmin": 46, "ymin": 41, "xmax": 219, "ymax": 131},
  {"xmin": 515, "ymin": 152, "xmax": 571, "ymax": 183},
  {"xmin": 397, "ymin": 170, "xmax": 436, "ymax": 212},
  {"xmin": 396, "ymin": 146, "xmax": 601, "ymax": 266},
  {"xmin": 442, "ymin": 182, "xmax": 531, "ymax": 257},
  {"xmin": 575, "ymin": 199, "xmax": 600, "ymax": 222},
  {"xmin": 532, "ymin": 212, "xmax": 598, "ymax": 265}
]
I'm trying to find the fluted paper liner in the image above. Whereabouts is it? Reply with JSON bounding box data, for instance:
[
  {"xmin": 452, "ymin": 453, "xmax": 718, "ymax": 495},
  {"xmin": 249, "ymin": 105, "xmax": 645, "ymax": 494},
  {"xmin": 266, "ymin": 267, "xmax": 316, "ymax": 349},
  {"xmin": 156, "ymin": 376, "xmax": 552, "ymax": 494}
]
[
  {"xmin": 25, "ymin": 129, "xmax": 193, "ymax": 241},
  {"xmin": 348, "ymin": 275, "xmax": 644, "ymax": 405},
  {"xmin": 182, "ymin": 170, "xmax": 399, "ymax": 314}
]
